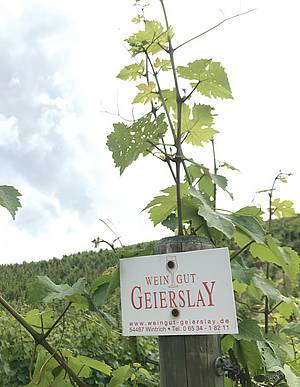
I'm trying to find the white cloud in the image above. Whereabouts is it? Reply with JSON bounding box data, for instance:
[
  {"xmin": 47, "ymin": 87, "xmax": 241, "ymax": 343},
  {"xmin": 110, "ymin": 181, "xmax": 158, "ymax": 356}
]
[{"xmin": 0, "ymin": 114, "xmax": 19, "ymax": 147}]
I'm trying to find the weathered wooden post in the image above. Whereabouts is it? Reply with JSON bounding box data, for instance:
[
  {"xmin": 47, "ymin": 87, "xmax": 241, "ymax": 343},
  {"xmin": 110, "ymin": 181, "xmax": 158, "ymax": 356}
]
[{"xmin": 154, "ymin": 236, "xmax": 223, "ymax": 387}]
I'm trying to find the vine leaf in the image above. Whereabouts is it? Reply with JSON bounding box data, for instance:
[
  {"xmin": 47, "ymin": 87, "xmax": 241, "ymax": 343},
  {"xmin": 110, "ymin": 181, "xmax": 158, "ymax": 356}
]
[
  {"xmin": 187, "ymin": 164, "xmax": 232, "ymax": 199},
  {"xmin": 250, "ymin": 236, "xmax": 300, "ymax": 281},
  {"xmin": 24, "ymin": 308, "xmax": 54, "ymax": 333},
  {"xmin": 161, "ymin": 88, "xmax": 177, "ymax": 117},
  {"xmin": 144, "ymin": 183, "xmax": 189, "ymax": 226},
  {"xmin": 126, "ymin": 20, "xmax": 172, "ymax": 55},
  {"xmin": 0, "ymin": 185, "xmax": 22, "ymax": 219},
  {"xmin": 154, "ymin": 58, "xmax": 171, "ymax": 71},
  {"xmin": 211, "ymin": 174, "xmax": 233, "ymax": 199},
  {"xmin": 77, "ymin": 355, "xmax": 112, "ymax": 376},
  {"xmin": 231, "ymin": 261, "xmax": 255, "ymax": 284},
  {"xmin": 162, "ymin": 213, "xmax": 177, "ymax": 231},
  {"xmin": 24, "ymin": 349, "xmax": 63, "ymax": 386},
  {"xmin": 283, "ymin": 365, "xmax": 300, "ymax": 387},
  {"xmin": 234, "ymin": 340, "xmax": 263, "ymax": 375},
  {"xmin": 226, "ymin": 214, "xmax": 265, "ymax": 244},
  {"xmin": 177, "ymin": 59, "xmax": 233, "ymax": 99},
  {"xmin": 107, "ymin": 113, "xmax": 167, "ymax": 174},
  {"xmin": 234, "ymin": 319, "xmax": 264, "ymax": 341},
  {"xmin": 28, "ymin": 276, "xmax": 88, "ymax": 305},
  {"xmin": 280, "ymin": 322, "xmax": 300, "ymax": 340},
  {"xmin": 109, "ymin": 364, "xmax": 132, "ymax": 387},
  {"xmin": 256, "ymin": 342, "xmax": 282, "ymax": 373},
  {"xmin": 190, "ymin": 187, "xmax": 235, "ymax": 239},
  {"xmin": 271, "ymin": 198, "xmax": 296, "ymax": 218},
  {"xmin": 182, "ymin": 104, "xmax": 217, "ymax": 146},
  {"xmin": 133, "ymin": 82, "xmax": 157, "ymax": 104},
  {"xmin": 252, "ymin": 275, "xmax": 290, "ymax": 303},
  {"xmin": 117, "ymin": 61, "xmax": 145, "ymax": 81}
]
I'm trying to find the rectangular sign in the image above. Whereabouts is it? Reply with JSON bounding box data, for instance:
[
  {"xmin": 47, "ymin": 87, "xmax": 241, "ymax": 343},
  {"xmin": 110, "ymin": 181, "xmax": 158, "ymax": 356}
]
[{"xmin": 120, "ymin": 247, "xmax": 238, "ymax": 336}]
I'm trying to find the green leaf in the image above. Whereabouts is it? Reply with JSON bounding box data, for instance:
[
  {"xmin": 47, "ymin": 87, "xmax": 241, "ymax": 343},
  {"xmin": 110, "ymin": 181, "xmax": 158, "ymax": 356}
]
[
  {"xmin": 281, "ymin": 322, "xmax": 300, "ymax": 340},
  {"xmin": 24, "ymin": 349, "xmax": 60, "ymax": 387},
  {"xmin": 234, "ymin": 319, "xmax": 264, "ymax": 341},
  {"xmin": 227, "ymin": 214, "xmax": 265, "ymax": 244},
  {"xmin": 77, "ymin": 355, "xmax": 112, "ymax": 376},
  {"xmin": 234, "ymin": 340, "xmax": 263, "ymax": 375},
  {"xmin": 160, "ymin": 88, "xmax": 177, "ymax": 115},
  {"xmin": 0, "ymin": 185, "xmax": 22, "ymax": 219},
  {"xmin": 211, "ymin": 174, "xmax": 227, "ymax": 191},
  {"xmin": 161, "ymin": 213, "xmax": 177, "ymax": 231},
  {"xmin": 277, "ymin": 301, "xmax": 300, "ymax": 319},
  {"xmin": 177, "ymin": 59, "xmax": 233, "ymax": 99},
  {"xmin": 250, "ymin": 242, "xmax": 280, "ymax": 265},
  {"xmin": 231, "ymin": 261, "xmax": 255, "ymax": 285},
  {"xmin": 65, "ymin": 356, "xmax": 91, "ymax": 378},
  {"xmin": 107, "ymin": 113, "xmax": 167, "ymax": 174},
  {"xmin": 154, "ymin": 58, "xmax": 171, "ymax": 71},
  {"xmin": 190, "ymin": 187, "xmax": 235, "ymax": 238},
  {"xmin": 281, "ymin": 246, "xmax": 300, "ymax": 282},
  {"xmin": 133, "ymin": 82, "xmax": 157, "ymax": 104},
  {"xmin": 91, "ymin": 276, "xmax": 111, "ymax": 307},
  {"xmin": 219, "ymin": 161, "xmax": 240, "ymax": 171},
  {"xmin": 252, "ymin": 275, "xmax": 290, "ymax": 303},
  {"xmin": 126, "ymin": 20, "xmax": 172, "ymax": 55},
  {"xmin": 144, "ymin": 183, "xmax": 189, "ymax": 226},
  {"xmin": 117, "ymin": 61, "xmax": 144, "ymax": 80},
  {"xmin": 212, "ymin": 174, "xmax": 234, "ymax": 199},
  {"xmin": 28, "ymin": 276, "xmax": 88, "ymax": 305},
  {"xmin": 235, "ymin": 206, "xmax": 263, "ymax": 218},
  {"xmin": 283, "ymin": 365, "xmax": 300, "ymax": 387},
  {"xmin": 233, "ymin": 280, "xmax": 248, "ymax": 295},
  {"xmin": 109, "ymin": 365, "xmax": 132, "ymax": 387},
  {"xmin": 257, "ymin": 342, "xmax": 283, "ymax": 372},
  {"xmin": 272, "ymin": 198, "xmax": 296, "ymax": 218},
  {"xmin": 182, "ymin": 196, "xmax": 205, "ymax": 231},
  {"xmin": 250, "ymin": 236, "xmax": 300, "ymax": 281},
  {"xmin": 182, "ymin": 103, "xmax": 217, "ymax": 146},
  {"xmin": 24, "ymin": 308, "xmax": 54, "ymax": 333},
  {"xmin": 233, "ymin": 230, "xmax": 252, "ymax": 248}
]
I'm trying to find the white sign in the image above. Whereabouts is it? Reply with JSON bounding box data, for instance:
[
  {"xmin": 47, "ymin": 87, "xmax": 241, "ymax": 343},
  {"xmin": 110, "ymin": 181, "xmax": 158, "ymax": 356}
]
[{"xmin": 120, "ymin": 247, "xmax": 238, "ymax": 336}]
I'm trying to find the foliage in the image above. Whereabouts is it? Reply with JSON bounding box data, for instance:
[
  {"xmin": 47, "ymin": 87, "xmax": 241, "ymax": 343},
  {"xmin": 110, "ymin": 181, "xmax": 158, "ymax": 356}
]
[
  {"xmin": 0, "ymin": 185, "xmax": 22, "ymax": 219},
  {"xmin": 0, "ymin": 243, "xmax": 159, "ymax": 386},
  {"xmin": 105, "ymin": 1, "xmax": 300, "ymax": 385},
  {"xmin": 1, "ymin": 1, "xmax": 300, "ymax": 386}
]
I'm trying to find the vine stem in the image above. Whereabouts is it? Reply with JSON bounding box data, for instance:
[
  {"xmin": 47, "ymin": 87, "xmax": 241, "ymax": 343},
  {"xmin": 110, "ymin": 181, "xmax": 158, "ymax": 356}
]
[
  {"xmin": 211, "ymin": 139, "xmax": 217, "ymax": 210},
  {"xmin": 160, "ymin": 0, "xmax": 185, "ymax": 235},
  {"xmin": 0, "ymin": 294, "xmax": 88, "ymax": 387},
  {"xmin": 174, "ymin": 9, "xmax": 256, "ymax": 51},
  {"xmin": 230, "ymin": 241, "xmax": 254, "ymax": 261},
  {"xmin": 265, "ymin": 172, "xmax": 283, "ymax": 335}
]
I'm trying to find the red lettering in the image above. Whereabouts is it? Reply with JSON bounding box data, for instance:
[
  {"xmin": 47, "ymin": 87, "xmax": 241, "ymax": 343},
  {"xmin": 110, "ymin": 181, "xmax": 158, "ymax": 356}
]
[
  {"xmin": 196, "ymin": 290, "xmax": 205, "ymax": 307},
  {"xmin": 153, "ymin": 291, "xmax": 158, "ymax": 308},
  {"xmin": 159, "ymin": 291, "xmax": 167, "ymax": 308},
  {"xmin": 178, "ymin": 290, "xmax": 185, "ymax": 307},
  {"xmin": 169, "ymin": 291, "xmax": 177, "ymax": 308},
  {"xmin": 144, "ymin": 292, "xmax": 152, "ymax": 309},
  {"xmin": 131, "ymin": 286, "xmax": 142, "ymax": 309},
  {"xmin": 202, "ymin": 281, "xmax": 216, "ymax": 306},
  {"xmin": 187, "ymin": 290, "xmax": 195, "ymax": 307}
]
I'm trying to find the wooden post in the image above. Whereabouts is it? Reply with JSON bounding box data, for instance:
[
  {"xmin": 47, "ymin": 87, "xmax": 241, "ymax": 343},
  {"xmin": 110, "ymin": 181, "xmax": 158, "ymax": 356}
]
[{"xmin": 154, "ymin": 236, "xmax": 224, "ymax": 387}]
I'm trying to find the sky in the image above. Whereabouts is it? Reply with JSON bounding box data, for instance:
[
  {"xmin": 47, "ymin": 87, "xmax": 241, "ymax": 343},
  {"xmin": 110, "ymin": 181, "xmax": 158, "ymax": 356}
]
[{"xmin": 0, "ymin": 0, "xmax": 299, "ymax": 264}]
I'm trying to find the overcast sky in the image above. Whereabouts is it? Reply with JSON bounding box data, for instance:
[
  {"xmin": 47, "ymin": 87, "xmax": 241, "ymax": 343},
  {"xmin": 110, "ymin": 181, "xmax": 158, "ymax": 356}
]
[{"xmin": 1, "ymin": 0, "xmax": 299, "ymax": 264}]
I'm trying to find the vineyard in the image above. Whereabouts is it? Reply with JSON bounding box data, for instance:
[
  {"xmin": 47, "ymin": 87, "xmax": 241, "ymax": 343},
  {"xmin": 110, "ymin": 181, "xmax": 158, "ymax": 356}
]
[{"xmin": 0, "ymin": 216, "xmax": 299, "ymax": 386}]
